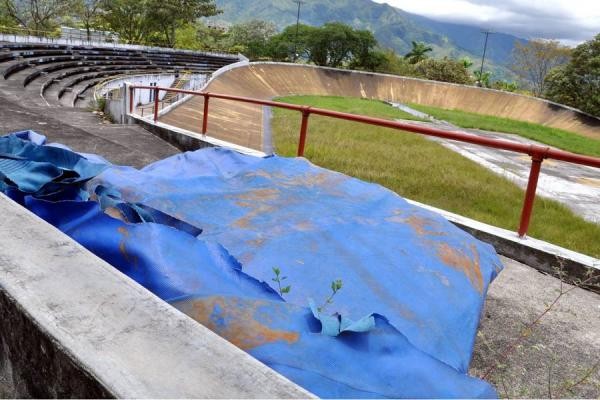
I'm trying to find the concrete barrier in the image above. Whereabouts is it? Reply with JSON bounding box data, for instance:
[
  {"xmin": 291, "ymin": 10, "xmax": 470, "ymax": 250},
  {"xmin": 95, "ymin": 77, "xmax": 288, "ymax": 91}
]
[{"xmin": 0, "ymin": 193, "xmax": 311, "ymax": 398}]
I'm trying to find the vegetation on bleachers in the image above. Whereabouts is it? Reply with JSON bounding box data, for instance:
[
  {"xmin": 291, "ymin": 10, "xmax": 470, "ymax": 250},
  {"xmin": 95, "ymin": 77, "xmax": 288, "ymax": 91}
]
[{"xmin": 272, "ymin": 95, "xmax": 600, "ymax": 258}]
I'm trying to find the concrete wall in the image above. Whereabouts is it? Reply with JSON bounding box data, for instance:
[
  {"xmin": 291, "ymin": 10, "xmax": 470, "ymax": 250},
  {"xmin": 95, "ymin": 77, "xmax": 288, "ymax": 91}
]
[
  {"xmin": 160, "ymin": 62, "xmax": 600, "ymax": 152},
  {"xmin": 0, "ymin": 193, "xmax": 311, "ymax": 398}
]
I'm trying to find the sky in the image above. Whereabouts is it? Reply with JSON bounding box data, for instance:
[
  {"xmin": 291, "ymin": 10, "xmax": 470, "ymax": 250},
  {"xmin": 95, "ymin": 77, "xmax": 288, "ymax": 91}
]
[{"xmin": 372, "ymin": 0, "xmax": 600, "ymax": 45}]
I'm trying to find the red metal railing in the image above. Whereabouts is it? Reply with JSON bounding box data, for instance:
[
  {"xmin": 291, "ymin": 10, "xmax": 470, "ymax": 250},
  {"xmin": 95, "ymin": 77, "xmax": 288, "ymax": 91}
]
[{"xmin": 128, "ymin": 85, "xmax": 600, "ymax": 238}]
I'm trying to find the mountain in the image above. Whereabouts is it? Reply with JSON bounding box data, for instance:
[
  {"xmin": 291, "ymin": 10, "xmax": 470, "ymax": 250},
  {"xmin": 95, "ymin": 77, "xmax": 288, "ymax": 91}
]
[{"xmin": 209, "ymin": 0, "xmax": 527, "ymax": 80}]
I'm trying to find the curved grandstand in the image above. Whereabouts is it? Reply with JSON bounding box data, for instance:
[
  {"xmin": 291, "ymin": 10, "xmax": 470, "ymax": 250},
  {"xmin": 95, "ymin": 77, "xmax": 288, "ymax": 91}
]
[
  {"xmin": 160, "ymin": 62, "xmax": 600, "ymax": 152},
  {"xmin": 0, "ymin": 42, "xmax": 239, "ymax": 108}
]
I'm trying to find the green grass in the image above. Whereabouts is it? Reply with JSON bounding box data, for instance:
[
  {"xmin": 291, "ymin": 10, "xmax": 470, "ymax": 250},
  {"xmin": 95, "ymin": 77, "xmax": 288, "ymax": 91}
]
[
  {"xmin": 408, "ymin": 103, "xmax": 600, "ymax": 158},
  {"xmin": 272, "ymin": 95, "xmax": 600, "ymax": 258},
  {"xmin": 283, "ymin": 95, "xmax": 425, "ymax": 121}
]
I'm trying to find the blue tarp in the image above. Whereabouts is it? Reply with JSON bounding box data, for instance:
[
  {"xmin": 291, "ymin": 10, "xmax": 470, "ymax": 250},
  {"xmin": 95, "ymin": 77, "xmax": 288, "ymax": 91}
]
[{"xmin": 1, "ymin": 131, "xmax": 503, "ymax": 398}]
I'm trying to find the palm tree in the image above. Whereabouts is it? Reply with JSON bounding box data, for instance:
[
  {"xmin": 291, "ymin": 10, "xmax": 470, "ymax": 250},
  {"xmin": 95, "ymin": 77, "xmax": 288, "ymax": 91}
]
[{"xmin": 404, "ymin": 41, "xmax": 433, "ymax": 64}]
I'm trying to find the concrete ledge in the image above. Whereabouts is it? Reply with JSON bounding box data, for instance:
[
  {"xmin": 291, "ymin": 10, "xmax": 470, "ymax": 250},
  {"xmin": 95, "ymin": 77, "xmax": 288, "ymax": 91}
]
[
  {"xmin": 133, "ymin": 115, "xmax": 267, "ymax": 157},
  {"xmin": 0, "ymin": 193, "xmax": 311, "ymax": 398},
  {"xmin": 408, "ymin": 199, "xmax": 600, "ymax": 292}
]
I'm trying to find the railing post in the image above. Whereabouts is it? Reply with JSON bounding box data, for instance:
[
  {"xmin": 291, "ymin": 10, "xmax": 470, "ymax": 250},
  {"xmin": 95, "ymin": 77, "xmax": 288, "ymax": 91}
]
[
  {"xmin": 153, "ymin": 87, "xmax": 159, "ymax": 122},
  {"xmin": 297, "ymin": 107, "xmax": 311, "ymax": 157},
  {"xmin": 517, "ymin": 147, "xmax": 549, "ymax": 238},
  {"xmin": 202, "ymin": 93, "xmax": 210, "ymax": 135},
  {"xmin": 129, "ymin": 86, "xmax": 133, "ymax": 114}
]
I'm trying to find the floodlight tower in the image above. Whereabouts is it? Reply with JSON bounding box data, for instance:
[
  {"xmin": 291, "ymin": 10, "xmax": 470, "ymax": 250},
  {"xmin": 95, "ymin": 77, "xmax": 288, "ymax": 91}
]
[{"xmin": 292, "ymin": 0, "xmax": 305, "ymax": 62}]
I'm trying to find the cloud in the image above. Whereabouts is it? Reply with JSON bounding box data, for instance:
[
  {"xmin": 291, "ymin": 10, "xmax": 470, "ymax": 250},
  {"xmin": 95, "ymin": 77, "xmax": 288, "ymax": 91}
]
[{"xmin": 372, "ymin": 0, "xmax": 600, "ymax": 44}]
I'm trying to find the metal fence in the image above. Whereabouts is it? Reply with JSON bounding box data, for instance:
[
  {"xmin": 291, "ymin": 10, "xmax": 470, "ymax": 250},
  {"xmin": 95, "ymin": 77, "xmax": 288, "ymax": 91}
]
[{"xmin": 128, "ymin": 84, "xmax": 600, "ymax": 238}]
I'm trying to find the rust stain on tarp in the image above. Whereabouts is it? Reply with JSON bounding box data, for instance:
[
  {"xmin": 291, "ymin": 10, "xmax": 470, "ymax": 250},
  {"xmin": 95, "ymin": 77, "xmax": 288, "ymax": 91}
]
[
  {"xmin": 117, "ymin": 226, "xmax": 139, "ymax": 269},
  {"xmin": 436, "ymin": 243, "xmax": 483, "ymax": 293},
  {"xmin": 117, "ymin": 226, "xmax": 129, "ymax": 259},
  {"xmin": 181, "ymin": 296, "xmax": 299, "ymax": 351},
  {"xmin": 386, "ymin": 213, "xmax": 447, "ymax": 237}
]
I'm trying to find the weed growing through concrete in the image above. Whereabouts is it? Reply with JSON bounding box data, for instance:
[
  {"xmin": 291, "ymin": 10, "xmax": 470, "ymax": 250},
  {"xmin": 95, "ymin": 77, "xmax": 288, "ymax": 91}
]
[
  {"xmin": 272, "ymin": 267, "xmax": 291, "ymax": 297},
  {"xmin": 479, "ymin": 259, "xmax": 600, "ymax": 398}
]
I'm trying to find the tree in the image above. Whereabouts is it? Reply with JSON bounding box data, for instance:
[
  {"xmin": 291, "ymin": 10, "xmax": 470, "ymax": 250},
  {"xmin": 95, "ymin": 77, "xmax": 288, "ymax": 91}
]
[
  {"xmin": 348, "ymin": 29, "xmax": 381, "ymax": 71},
  {"xmin": 174, "ymin": 22, "xmax": 227, "ymax": 52},
  {"xmin": 544, "ymin": 34, "xmax": 600, "ymax": 117},
  {"xmin": 100, "ymin": 0, "xmax": 150, "ymax": 43},
  {"xmin": 267, "ymin": 23, "xmax": 315, "ymax": 62},
  {"xmin": 101, "ymin": 0, "xmax": 219, "ymax": 46},
  {"xmin": 373, "ymin": 49, "xmax": 417, "ymax": 77},
  {"xmin": 2, "ymin": 0, "xmax": 74, "ymax": 33},
  {"xmin": 306, "ymin": 22, "xmax": 358, "ymax": 67},
  {"xmin": 414, "ymin": 57, "xmax": 474, "ymax": 85},
  {"xmin": 146, "ymin": 0, "xmax": 220, "ymax": 47},
  {"xmin": 226, "ymin": 20, "xmax": 277, "ymax": 60},
  {"xmin": 473, "ymin": 70, "xmax": 492, "ymax": 88},
  {"xmin": 74, "ymin": 0, "xmax": 103, "ymax": 41},
  {"xmin": 511, "ymin": 39, "xmax": 571, "ymax": 96},
  {"xmin": 460, "ymin": 57, "xmax": 473, "ymax": 69},
  {"xmin": 492, "ymin": 80, "xmax": 519, "ymax": 92},
  {"xmin": 404, "ymin": 41, "xmax": 432, "ymax": 64}
]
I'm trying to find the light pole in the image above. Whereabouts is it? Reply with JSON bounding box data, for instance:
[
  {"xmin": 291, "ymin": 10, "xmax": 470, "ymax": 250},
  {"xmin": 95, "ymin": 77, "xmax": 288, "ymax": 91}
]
[
  {"xmin": 292, "ymin": 0, "xmax": 304, "ymax": 62},
  {"xmin": 478, "ymin": 29, "xmax": 494, "ymax": 86}
]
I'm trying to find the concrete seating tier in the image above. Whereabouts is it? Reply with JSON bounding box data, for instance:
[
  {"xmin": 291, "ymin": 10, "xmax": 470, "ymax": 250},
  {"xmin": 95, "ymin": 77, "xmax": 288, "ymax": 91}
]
[{"xmin": 0, "ymin": 41, "xmax": 239, "ymax": 109}]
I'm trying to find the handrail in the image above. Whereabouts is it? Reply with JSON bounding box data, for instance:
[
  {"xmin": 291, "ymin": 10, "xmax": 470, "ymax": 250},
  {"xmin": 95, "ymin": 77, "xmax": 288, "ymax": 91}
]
[{"xmin": 128, "ymin": 84, "xmax": 600, "ymax": 238}]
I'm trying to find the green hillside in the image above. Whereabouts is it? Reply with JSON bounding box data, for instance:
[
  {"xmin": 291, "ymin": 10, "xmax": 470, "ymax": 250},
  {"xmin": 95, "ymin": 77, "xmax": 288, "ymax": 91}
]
[{"xmin": 210, "ymin": 0, "xmax": 525, "ymax": 80}]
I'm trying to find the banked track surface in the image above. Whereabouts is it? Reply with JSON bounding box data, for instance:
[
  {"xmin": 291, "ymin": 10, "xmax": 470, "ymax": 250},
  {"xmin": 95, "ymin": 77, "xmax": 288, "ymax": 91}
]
[{"xmin": 160, "ymin": 62, "xmax": 600, "ymax": 152}]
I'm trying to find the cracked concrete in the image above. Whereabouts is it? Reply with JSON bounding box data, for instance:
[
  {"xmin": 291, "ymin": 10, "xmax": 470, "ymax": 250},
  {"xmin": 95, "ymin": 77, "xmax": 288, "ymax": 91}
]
[{"xmin": 471, "ymin": 256, "xmax": 600, "ymax": 398}]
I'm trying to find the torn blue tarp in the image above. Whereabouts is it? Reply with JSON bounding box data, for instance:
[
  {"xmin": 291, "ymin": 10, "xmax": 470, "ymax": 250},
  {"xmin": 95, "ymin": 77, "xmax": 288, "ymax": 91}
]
[{"xmin": 1, "ymin": 131, "xmax": 503, "ymax": 398}]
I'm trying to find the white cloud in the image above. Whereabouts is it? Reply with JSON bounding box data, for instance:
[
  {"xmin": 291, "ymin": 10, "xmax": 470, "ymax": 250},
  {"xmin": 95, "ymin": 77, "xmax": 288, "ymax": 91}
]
[{"xmin": 372, "ymin": 0, "xmax": 600, "ymax": 44}]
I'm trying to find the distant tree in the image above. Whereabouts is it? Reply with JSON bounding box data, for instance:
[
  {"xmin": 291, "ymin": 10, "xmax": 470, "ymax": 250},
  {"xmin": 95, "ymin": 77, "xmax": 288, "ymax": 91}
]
[
  {"xmin": 511, "ymin": 39, "xmax": 571, "ymax": 96},
  {"xmin": 307, "ymin": 22, "xmax": 358, "ymax": 67},
  {"xmin": 404, "ymin": 41, "xmax": 432, "ymax": 64},
  {"xmin": 102, "ymin": 0, "xmax": 219, "ymax": 46},
  {"xmin": 74, "ymin": 0, "xmax": 103, "ymax": 41},
  {"xmin": 473, "ymin": 70, "xmax": 492, "ymax": 88},
  {"xmin": 373, "ymin": 49, "xmax": 418, "ymax": 77},
  {"xmin": 414, "ymin": 57, "xmax": 474, "ymax": 85},
  {"xmin": 146, "ymin": 0, "xmax": 220, "ymax": 47},
  {"xmin": 267, "ymin": 23, "xmax": 314, "ymax": 62},
  {"xmin": 348, "ymin": 29, "xmax": 382, "ymax": 71},
  {"xmin": 491, "ymin": 80, "xmax": 519, "ymax": 92},
  {"xmin": 226, "ymin": 20, "xmax": 277, "ymax": 60},
  {"xmin": 100, "ymin": 0, "xmax": 150, "ymax": 43},
  {"xmin": 174, "ymin": 22, "xmax": 227, "ymax": 52},
  {"xmin": 460, "ymin": 57, "xmax": 473, "ymax": 69},
  {"xmin": 544, "ymin": 34, "xmax": 600, "ymax": 117},
  {"xmin": 0, "ymin": 1, "xmax": 18, "ymax": 28},
  {"xmin": 2, "ymin": 0, "xmax": 74, "ymax": 33}
]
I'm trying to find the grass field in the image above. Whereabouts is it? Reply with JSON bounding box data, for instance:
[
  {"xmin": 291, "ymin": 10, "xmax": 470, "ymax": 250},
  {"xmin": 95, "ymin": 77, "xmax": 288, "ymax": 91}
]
[
  {"xmin": 272, "ymin": 95, "xmax": 600, "ymax": 258},
  {"xmin": 408, "ymin": 103, "xmax": 600, "ymax": 158}
]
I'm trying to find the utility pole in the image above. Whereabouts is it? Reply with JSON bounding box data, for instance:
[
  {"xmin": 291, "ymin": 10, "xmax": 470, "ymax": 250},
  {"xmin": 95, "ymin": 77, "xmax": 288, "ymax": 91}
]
[
  {"xmin": 292, "ymin": 0, "xmax": 305, "ymax": 62},
  {"xmin": 478, "ymin": 29, "xmax": 494, "ymax": 87}
]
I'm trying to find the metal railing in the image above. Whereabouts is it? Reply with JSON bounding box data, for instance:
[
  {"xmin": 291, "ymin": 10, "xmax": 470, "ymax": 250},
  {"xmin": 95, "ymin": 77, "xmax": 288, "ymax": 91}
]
[{"xmin": 128, "ymin": 85, "xmax": 600, "ymax": 238}]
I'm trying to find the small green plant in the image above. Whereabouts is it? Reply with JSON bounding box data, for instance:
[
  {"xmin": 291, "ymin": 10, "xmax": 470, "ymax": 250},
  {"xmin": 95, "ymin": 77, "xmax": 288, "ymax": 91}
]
[
  {"xmin": 318, "ymin": 279, "xmax": 343, "ymax": 313},
  {"xmin": 95, "ymin": 96, "xmax": 106, "ymax": 112},
  {"xmin": 272, "ymin": 267, "xmax": 291, "ymax": 297}
]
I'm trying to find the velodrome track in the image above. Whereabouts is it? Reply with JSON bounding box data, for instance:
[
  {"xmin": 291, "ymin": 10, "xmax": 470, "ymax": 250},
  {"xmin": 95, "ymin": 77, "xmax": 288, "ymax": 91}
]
[{"xmin": 159, "ymin": 62, "xmax": 600, "ymax": 152}]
